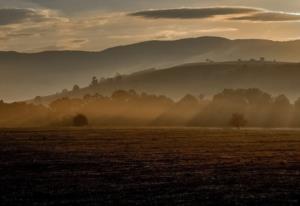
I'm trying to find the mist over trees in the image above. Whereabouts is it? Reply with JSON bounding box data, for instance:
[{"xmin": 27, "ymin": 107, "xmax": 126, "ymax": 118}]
[
  {"xmin": 36, "ymin": 61, "xmax": 300, "ymax": 105},
  {"xmin": 4, "ymin": 36, "xmax": 300, "ymax": 102},
  {"xmin": 229, "ymin": 113, "xmax": 247, "ymax": 129},
  {"xmin": 1, "ymin": 88, "xmax": 300, "ymax": 128}
]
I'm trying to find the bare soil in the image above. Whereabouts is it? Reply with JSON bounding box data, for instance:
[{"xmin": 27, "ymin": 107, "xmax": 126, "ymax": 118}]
[{"xmin": 0, "ymin": 128, "xmax": 300, "ymax": 205}]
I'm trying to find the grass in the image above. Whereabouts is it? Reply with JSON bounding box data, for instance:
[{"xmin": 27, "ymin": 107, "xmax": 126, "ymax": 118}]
[{"xmin": 0, "ymin": 128, "xmax": 300, "ymax": 205}]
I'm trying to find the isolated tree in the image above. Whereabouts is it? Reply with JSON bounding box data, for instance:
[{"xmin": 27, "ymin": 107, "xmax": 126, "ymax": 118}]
[
  {"xmin": 72, "ymin": 84, "xmax": 80, "ymax": 92},
  {"xmin": 90, "ymin": 76, "xmax": 98, "ymax": 87},
  {"xmin": 229, "ymin": 113, "xmax": 247, "ymax": 129},
  {"xmin": 34, "ymin": 96, "xmax": 42, "ymax": 104},
  {"xmin": 73, "ymin": 114, "xmax": 88, "ymax": 127}
]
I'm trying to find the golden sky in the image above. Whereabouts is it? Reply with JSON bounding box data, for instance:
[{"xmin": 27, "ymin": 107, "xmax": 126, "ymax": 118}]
[{"xmin": 1, "ymin": 0, "xmax": 300, "ymax": 52}]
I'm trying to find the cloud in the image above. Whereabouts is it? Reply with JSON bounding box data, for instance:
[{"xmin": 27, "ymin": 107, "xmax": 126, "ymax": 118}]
[
  {"xmin": 0, "ymin": 7, "xmax": 112, "ymax": 51},
  {"xmin": 231, "ymin": 12, "xmax": 300, "ymax": 22},
  {"xmin": 130, "ymin": 6, "xmax": 300, "ymax": 22},
  {"xmin": 24, "ymin": 0, "xmax": 172, "ymax": 13},
  {"xmin": 24, "ymin": 0, "xmax": 300, "ymax": 16},
  {"xmin": 130, "ymin": 7, "xmax": 260, "ymax": 19},
  {"xmin": 109, "ymin": 27, "xmax": 237, "ymax": 41},
  {"xmin": 0, "ymin": 8, "xmax": 67, "ymax": 26},
  {"xmin": 0, "ymin": 8, "xmax": 43, "ymax": 25},
  {"xmin": 2, "ymin": 4, "xmax": 300, "ymax": 52}
]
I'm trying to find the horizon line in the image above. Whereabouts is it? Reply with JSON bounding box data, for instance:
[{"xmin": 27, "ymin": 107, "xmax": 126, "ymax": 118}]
[{"xmin": 1, "ymin": 36, "xmax": 300, "ymax": 54}]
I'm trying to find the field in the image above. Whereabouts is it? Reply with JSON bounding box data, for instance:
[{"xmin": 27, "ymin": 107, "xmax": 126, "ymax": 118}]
[{"xmin": 0, "ymin": 128, "xmax": 300, "ymax": 205}]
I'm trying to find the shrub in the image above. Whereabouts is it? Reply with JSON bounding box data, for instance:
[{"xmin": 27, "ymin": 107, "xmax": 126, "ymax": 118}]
[
  {"xmin": 229, "ymin": 113, "xmax": 247, "ymax": 129},
  {"xmin": 73, "ymin": 114, "xmax": 88, "ymax": 127}
]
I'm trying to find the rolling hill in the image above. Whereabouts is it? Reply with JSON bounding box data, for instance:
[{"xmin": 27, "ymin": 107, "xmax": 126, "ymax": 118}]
[
  {"xmin": 2, "ymin": 36, "xmax": 300, "ymax": 102},
  {"xmin": 38, "ymin": 61, "xmax": 300, "ymax": 103}
]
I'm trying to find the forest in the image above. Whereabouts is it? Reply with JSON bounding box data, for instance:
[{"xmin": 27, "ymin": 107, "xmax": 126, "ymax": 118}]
[{"xmin": 0, "ymin": 88, "xmax": 299, "ymax": 128}]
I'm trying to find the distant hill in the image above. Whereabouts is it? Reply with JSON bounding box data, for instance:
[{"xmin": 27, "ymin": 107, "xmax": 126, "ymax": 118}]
[
  {"xmin": 3, "ymin": 36, "xmax": 300, "ymax": 101},
  {"xmin": 38, "ymin": 61, "xmax": 300, "ymax": 103}
]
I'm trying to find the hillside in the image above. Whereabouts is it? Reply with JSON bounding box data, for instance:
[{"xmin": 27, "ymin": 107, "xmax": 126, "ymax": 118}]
[
  {"xmin": 38, "ymin": 61, "xmax": 300, "ymax": 103},
  {"xmin": 3, "ymin": 36, "xmax": 300, "ymax": 101}
]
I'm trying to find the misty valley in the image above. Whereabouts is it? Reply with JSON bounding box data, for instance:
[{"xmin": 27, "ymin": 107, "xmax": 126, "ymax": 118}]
[
  {"xmin": 0, "ymin": 87, "xmax": 299, "ymax": 128},
  {"xmin": 2, "ymin": 44, "xmax": 300, "ymax": 205},
  {"xmin": 2, "ymin": 1, "xmax": 300, "ymax": 204}
]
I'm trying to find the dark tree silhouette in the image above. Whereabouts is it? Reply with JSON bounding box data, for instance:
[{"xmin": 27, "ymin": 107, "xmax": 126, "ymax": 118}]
[
  {"xmin": 34, "ymin": 96, "xmax": 42, "ymax": 104},
  {"xmin": 73, "ymin": 114, "xmax": 88, "ymax": 127},
  {"xmin": 72, "ymin": 85, "xmax": 80, "ymax": 92},
  {"xmin": 112, "ymin": 90, "xmax": 130, "ymax": 101},
  {"xmin": 177, "ymin": 94, "xmax": 198, "ymax": 107},
  {"xmin": 3, "ymin": 88, "xmax": 300, "ymax": 128},
  {"xmin": 90, "ymin": 76, "xmax": 98, "ymax": 87},
  {"xmin": 229, "ymin": 113, "xmax": 247, "ymax": 129}
]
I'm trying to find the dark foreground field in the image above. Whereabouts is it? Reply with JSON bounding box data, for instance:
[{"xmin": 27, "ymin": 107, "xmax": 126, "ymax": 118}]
[{"xmin": 0, "ymin": 128, "xmax": 300, "ymax": 205}]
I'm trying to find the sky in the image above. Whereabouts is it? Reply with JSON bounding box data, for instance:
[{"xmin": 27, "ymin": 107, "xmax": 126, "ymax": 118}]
[{"xmin": 1, "ymin": 0, "xmax": 300, "ymax": 52}]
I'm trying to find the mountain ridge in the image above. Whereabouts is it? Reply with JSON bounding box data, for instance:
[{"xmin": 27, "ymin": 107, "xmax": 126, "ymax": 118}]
[
  {"xmin": 34, "ymin": 60, "xmax": 300, "ymax": 104},
  {"xmin": 2, "ymin": 36, "xmax": 300, "ymax": 102}
]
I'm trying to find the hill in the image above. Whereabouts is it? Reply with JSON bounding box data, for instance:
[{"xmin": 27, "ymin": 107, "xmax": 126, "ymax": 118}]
[
  {"xmin": 2, "ymin": 36, "xmax": 300, "ymax": 101},
  {"xmin": 38, "ymin": 61, "xmax": 300, "ymax": 103}
]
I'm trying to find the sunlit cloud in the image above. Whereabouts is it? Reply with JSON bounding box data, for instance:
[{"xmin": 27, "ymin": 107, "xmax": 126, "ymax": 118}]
[
  {"xmin": 231, "ymin": 11, "xmax": 300, "ymax": 22},
  {"xmin": 109, "ymin": 28, "xmax": 238, "ymax": 40},
  {"xmin": 1, "ymin": 4, "xmax": 300, "ymax": 52},
  {"xmin": 130, "ymin": 7, "xmax": 260, "ymax": 19}
]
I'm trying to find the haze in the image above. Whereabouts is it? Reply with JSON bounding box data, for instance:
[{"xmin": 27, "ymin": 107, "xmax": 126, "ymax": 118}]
[{"xmin": 1, "ymin": 0, "xmax": 300, "ymax": 102}]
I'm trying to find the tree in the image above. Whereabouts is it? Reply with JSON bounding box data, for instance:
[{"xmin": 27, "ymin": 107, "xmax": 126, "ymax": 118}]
[
  {"xmin": 178, "ymin": 94, "xmax": 198, "ymax": 107},
  {"xmin": 229, "ymin": 113, "xmax": 247, "ymax": 129},
  {"xmin": 34, "ymin": 96, "xmax": 42, "ymax": 104},
  {"xmin": 269, "ymin": 94, "xmax": 292, "ymax": 127},
  {"xmin": 112, "ymin": 90, "xmax": 130, "ymax": 101},
  {"xmin": 73, "ymin": 114, "xmax": 89, "ymax": 127},
  {"xmin": 90, "ymin": 76, "xmax": 98, "ymax": 87},
  {"xmin": 274, "ymin": 95, "xmax": 291, "ymax": 108},
  {"xmin": 72, "ymin": 85, "xmax": 80, "ymax": 92}
]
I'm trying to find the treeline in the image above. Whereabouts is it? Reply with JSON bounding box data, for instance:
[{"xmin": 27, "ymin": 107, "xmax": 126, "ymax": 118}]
[{"xmin": 1, "ymin": 88, "xmax": 300, "ymax": 128}]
